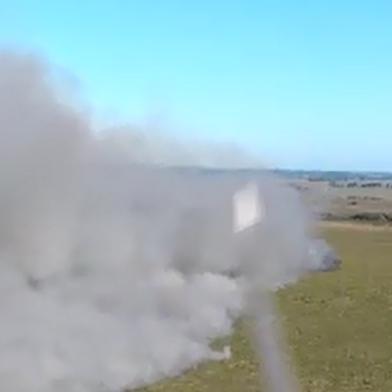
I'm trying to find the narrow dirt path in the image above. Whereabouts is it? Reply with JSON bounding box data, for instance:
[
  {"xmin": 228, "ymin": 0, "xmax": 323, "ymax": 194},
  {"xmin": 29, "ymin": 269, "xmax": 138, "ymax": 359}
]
[{"xmin": 320, "ymin": 220, "xmax": 392, "ymax": 232}]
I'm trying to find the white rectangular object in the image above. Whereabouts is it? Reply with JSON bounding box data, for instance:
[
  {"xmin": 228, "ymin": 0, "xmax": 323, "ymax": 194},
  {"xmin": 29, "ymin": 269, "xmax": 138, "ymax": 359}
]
[{"xmin": 233, "ymin": 182, "xmax": 264, "ymax": 233}]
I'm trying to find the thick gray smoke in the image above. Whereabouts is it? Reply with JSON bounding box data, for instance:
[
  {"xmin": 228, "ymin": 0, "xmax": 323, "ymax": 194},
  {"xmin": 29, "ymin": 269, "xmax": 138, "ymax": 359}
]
[{"xmin": 0, "ymin": 51, "xmax": 333, "ymax": 392}]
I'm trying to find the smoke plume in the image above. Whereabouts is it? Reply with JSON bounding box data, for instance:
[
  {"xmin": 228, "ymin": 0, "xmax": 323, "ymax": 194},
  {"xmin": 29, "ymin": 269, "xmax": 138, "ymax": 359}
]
[{"xmin": 0, "ymin": 50, "xmax": 328, "ymax": 392}]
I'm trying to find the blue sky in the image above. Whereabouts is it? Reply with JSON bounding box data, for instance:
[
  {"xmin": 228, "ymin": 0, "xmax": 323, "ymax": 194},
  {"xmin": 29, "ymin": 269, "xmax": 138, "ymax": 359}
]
[{"xmin": 1, "ymin": 1, "xmax": 392, "ymax": 171}]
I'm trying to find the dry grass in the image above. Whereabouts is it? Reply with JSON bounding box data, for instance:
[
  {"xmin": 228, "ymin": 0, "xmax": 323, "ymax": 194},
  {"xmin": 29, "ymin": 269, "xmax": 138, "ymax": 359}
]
[{"xmin": 134, "ymin": 226, "xmax": 392, "ymax": 392}]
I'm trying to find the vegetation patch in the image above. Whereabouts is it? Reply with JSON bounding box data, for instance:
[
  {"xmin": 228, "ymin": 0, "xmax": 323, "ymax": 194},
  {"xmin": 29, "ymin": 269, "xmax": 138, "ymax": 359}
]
[{"xmin": 135, "ymin": 227, "xmax": 392, "ymax": 392}]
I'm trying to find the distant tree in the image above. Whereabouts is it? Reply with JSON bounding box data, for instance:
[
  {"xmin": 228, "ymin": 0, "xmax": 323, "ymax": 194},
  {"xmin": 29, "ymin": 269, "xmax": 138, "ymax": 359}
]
[{"xmin": 347, "ymin": 182, "xmax": 358, "ymax": 188}]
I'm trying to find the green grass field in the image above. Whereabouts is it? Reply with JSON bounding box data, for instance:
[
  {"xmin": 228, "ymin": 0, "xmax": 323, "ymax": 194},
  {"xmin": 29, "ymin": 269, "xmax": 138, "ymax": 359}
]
[{"xmin": 137, "ymin": 225, "xmax": 392, "ymax": 392}]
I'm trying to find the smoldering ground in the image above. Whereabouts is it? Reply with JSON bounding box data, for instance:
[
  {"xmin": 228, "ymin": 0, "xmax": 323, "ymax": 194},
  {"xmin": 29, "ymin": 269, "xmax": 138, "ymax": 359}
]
[{"xmin": 0, "ymin": 51, "xmax": 336, "ymax": 392}]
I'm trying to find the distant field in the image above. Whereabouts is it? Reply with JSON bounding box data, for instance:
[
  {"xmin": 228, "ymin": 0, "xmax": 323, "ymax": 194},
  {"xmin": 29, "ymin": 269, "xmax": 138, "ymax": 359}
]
[
  {"xmin": 136, "ymin": 225, "xmax": 392, "ymax": 392},
  {"xmin": 289, "ymin": 179, "xmax": 392, "ymax": 222}
]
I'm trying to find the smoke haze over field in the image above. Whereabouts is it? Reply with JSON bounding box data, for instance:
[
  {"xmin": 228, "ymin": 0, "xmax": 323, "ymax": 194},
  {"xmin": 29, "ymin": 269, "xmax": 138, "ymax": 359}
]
[{"xmin": 0, "ymin": 50, "xmax": 330, "ymax": 391}]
